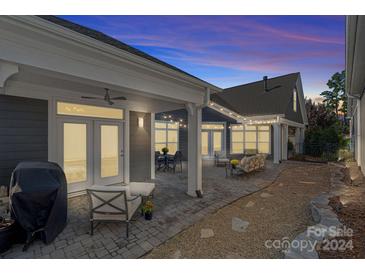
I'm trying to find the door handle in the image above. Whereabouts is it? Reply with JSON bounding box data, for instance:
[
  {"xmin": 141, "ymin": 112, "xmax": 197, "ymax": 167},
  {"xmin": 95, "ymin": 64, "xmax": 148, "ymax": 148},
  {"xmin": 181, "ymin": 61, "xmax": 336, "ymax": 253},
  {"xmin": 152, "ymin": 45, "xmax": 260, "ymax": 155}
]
[{"xmin": 120, "ymin": 151, "xmax": 124, "ymax": 157}]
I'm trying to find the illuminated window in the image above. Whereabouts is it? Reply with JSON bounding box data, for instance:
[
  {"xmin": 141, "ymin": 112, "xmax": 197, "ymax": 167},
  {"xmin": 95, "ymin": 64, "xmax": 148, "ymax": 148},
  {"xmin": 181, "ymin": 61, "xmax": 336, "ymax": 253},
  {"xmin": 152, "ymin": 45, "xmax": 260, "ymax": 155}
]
[
  {"xmin": 57, "ymin": 102, "xmax": 124, "ymax": 119},
  {"xmin": 230, "ymin": 124, "xmax": 271, "ymax": 154},
  {"xmin": 293, "ymin": 89, "xmax": 297, "ymax": 112},
  {"xmin": 231, "ymin": 125, "xmax": 244, "ymax": 154},
  {"xmin": 155, "ymin": 120, "xmax": 179, "ymax": 154}
]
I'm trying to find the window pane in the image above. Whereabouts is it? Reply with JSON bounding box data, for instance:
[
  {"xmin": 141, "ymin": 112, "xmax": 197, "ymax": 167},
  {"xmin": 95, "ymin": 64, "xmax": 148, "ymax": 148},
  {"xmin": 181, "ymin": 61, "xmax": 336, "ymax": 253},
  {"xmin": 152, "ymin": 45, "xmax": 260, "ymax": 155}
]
[
  {"xmin": 245, "ymin": 142, "xmax": 257, "ymax": 149},
  {"xmin": 232, "ymin": 143, "xmax": 244, "ymax": 154},
  {"xmin": 258, "ymin": 143, "xmax": 270, "ymax": 153},
  {"xmin": 63, "ymin": 123, "xmax": 87, "ymax": 183},
  {"xmin": 155, "ymin": 122, "xmax": 166, "ymax": 129},
  {"xmin": 201, "ymin": 132, "xmax": 209, "ymax": 155},
  {"xmin": 101, "ymin": 125, "xmax": 119, "ymax": 178},
  {"xmin": 245, "ymin": 125, "xmax": 256, "ymax": 130},
  {"xmin": 168, "ymin": 130, "xmax": 178, "ymax": 142},
  {"xmin": 168, "ymin": 143, "xmax": 177, "ymax": 154},
  {"xmin": 258, "ymin": 131, "xmax": 270, "ymax": 142},
  {"xmin": 232, "ymin": 131, "xmax": 243, "ymax": 142},
  {"xmin": 155, "ymin": 143, "xmax": 165, "ymax": 153},
  {"xmin": 57, "ymin": 102, "xmax": 123, "ymax": 119},
  {"xmin": 231, "ymin": 124, "xmax": 244, "ymax": 130},
  {"xmin": 168, "ymin": 123, "xmax": 179, "ymax": 129},
  {"xmin": 213, "ymin": 132, "xmax": 222, "ymax": 152},
  {"xmin": 258, "ymin": 125, "xmax": 270, "ymax": 131},
  {"xmin": 155, "ymin": 130, "xmax": 166, "ymax": 143},
  {"xmin": 245, "ymin": 131, "xmax": 257, "ymax": 142}
]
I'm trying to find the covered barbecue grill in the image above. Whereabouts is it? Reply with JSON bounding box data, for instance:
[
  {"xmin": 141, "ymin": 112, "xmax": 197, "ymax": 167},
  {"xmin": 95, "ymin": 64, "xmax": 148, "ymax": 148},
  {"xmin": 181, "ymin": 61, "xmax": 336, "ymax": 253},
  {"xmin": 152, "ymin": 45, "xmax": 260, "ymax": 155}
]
[{"xmin": 9, "ymin": 161, "xmax": 67, "ymax": 249}]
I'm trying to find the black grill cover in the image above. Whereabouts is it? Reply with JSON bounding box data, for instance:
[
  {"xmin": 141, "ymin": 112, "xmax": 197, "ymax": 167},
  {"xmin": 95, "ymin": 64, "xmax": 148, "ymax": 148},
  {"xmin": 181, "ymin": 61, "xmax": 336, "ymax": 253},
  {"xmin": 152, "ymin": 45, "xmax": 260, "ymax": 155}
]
[{"xmin": 9, "ymin": 162, "xmax": 67, "ymax": 244}]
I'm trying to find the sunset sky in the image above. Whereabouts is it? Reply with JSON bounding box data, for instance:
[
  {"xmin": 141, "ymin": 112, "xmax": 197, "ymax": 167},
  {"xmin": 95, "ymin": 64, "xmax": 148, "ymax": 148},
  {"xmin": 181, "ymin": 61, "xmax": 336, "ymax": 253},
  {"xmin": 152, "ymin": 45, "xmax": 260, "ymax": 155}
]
[{"xmin": 61, "ymin": 16, "xmax": 345, "ymax": 102}]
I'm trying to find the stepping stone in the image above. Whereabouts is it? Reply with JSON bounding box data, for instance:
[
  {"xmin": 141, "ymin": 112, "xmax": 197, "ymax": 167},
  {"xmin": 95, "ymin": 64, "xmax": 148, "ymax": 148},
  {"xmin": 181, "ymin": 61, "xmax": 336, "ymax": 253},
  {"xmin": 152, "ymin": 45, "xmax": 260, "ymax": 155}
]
[
  {"xmin": 299, "ymin": 181, "xmax": 316, "ymax": 185},
  {"xmin": 278, "ymin": 183, "xmax": 284, "ymax": 187},
  {"xmin": 200, "ymin": 228, "xmax": 214, "ymax": 239},
  {"xmin": 260, "ymin": 192, "xmax": 273, "ymax": 198},
  {"xmin": 171, "ymin": 249, "xmax": 182, "ymax": 259},
  {"xmin": 232, "ymin": 217, "xmax": 249, "ymax": 232},
  {"xmin": 245, "ymin": 201, "xmax": 255, "ymax": 208}
]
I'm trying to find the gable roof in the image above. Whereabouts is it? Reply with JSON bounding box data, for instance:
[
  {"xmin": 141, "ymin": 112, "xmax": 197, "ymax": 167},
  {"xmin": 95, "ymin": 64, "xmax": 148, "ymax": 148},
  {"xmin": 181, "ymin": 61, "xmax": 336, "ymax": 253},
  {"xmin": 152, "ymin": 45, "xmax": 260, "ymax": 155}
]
[
  {"xmin": 37, "ymin": 16, "xmax": 219, "ymax": 90},
  {"xmin": 211, "ymin": 72, "xmax": 302, "ymax": 117}
]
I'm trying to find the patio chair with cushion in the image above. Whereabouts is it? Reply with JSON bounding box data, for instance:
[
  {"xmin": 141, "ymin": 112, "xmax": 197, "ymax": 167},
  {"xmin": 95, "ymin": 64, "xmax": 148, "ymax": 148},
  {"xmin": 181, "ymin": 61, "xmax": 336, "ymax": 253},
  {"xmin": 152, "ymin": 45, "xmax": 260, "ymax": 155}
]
[
  {"xmin": 214, "ymin": 152, "xmax": 230, "ymax": 167},
  {"xmin": 87, "ymin": 185, "xmax": 142, "ymax": 238}
]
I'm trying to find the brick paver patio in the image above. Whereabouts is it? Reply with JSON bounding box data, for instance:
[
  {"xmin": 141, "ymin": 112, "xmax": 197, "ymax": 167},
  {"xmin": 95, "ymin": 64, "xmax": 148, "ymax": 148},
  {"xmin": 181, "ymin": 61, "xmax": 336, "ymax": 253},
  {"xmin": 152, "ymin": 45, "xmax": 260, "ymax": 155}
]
[{"xmin": 1, "ymin": 160, "xmax": 283, "ymax": 259}]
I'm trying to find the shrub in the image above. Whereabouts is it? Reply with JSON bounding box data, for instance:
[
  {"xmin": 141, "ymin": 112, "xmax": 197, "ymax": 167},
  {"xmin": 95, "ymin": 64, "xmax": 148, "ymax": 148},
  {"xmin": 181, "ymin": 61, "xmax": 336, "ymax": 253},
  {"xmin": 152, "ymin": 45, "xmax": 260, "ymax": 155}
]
[
  {"xmin": 287, "ymin": 140, "xmax": 294, "ymax": 151},
  {"xmin": 304, "ymin": 124, "xmax": 345, "ymax": 160}
]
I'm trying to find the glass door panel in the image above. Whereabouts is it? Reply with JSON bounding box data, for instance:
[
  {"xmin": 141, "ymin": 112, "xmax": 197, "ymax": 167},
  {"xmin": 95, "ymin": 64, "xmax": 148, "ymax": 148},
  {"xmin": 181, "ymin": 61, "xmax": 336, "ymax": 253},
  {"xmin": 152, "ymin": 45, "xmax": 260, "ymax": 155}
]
[
  {"xmin": 100, "ymin": 125, "xmax": 119, "ymax": 178},
  {"xmin": 201, "ymin": 131, "xmax": 209, "ymax": 155},
  {"xmin": 63, "ymin": 123, "xmax": 87, "ymax": 183},
  {"xmin": 94, "ymin": 121, "xmax": 123, "ymax": 185},
  {"xmin": 213, "ymin": 131, "xmax": 222, "ymax": 153}
]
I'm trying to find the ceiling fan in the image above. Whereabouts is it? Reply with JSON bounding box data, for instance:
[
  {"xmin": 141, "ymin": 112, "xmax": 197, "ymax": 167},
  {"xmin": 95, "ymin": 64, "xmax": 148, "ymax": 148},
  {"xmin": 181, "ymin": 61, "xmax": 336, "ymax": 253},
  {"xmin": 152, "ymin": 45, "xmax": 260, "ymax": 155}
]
[{"xmin": 81, "ymin": 88, "xmax": 127, "ymax": 105}]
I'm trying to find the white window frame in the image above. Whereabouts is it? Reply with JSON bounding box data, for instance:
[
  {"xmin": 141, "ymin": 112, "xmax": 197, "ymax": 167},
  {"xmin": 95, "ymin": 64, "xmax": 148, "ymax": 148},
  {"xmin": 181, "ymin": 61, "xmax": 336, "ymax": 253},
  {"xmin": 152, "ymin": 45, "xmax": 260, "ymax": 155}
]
[
  {"xmin": 293, "ymin": 89, "xmax": 297, "ymax": 112},
  {"xmin": 154, "ymin": 120, "xmax": 179, "ymax": 153},
  {"xmin": 230, "ymin": 124, "xmax": 271, "ymax": 154}
]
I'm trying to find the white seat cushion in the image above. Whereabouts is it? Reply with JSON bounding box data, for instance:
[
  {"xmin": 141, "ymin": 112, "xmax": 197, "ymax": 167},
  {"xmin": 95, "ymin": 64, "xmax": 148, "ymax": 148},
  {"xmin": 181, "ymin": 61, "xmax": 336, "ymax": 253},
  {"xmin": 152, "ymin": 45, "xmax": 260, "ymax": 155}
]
[
  {"xmin": 129, "ymin": 182, "xmax": 155, "ymax": 197},
  {"xmin": 92, "ymin": 196, "xmax": 141, "ymax": 221}
]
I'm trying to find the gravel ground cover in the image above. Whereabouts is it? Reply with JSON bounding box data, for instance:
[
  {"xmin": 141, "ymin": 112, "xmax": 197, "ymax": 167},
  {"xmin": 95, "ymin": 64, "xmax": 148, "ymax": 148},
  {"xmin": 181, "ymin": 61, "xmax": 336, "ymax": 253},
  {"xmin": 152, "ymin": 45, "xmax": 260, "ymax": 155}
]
[{"xmin": 145, "ymin": 162, "xmax": 331, "ymax": 259}]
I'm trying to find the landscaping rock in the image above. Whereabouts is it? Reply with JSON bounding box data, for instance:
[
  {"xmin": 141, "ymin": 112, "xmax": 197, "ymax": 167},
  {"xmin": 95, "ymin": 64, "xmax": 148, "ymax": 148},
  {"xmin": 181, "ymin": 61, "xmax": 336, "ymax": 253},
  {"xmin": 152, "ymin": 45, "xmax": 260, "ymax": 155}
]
[
  {"xmin": 245, "ymin": 201, "xmax": 255, "ymax": 208},
  {"xmin": 231, "ymin": 217, "xmax": 249, "ymax": 233},
  {"xmin": 260, "ymin": 192, "xmax": 273, "ymax": 198},
  {"xmin": 200, "ymin": 228, "xmax": 214, "ymax": 239}
]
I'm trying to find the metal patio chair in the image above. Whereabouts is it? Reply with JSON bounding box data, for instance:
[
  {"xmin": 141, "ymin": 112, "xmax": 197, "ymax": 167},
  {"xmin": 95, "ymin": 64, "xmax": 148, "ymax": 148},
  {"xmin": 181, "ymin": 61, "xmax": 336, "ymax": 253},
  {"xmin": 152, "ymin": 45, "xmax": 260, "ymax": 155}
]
[{"xmin": 87, "ymin": 185, "xmax": 142, "ymax": 238}]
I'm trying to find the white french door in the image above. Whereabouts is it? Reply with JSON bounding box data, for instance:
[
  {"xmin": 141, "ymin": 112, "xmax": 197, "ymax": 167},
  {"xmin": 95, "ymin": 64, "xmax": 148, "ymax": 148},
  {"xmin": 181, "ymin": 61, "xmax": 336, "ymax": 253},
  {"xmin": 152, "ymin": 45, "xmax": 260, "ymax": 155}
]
[
  {"xmin": 57, "ymin": 117, "xmax": 124, "ymax": 193},
  {"xmin": 201, "ymin": 130, "xmax": 224, "ymax": 158}
]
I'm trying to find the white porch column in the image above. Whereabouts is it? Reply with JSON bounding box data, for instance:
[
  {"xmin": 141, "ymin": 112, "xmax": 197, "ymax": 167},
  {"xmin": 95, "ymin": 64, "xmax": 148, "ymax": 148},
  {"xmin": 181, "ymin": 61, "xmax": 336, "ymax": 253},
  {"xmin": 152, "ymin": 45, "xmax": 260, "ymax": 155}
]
[
  {"xmin": 273, "ymin": 123, "xmax": 282, "ymax": 164},
  {"xmin": 123, "ymin": 109, "xmax": 130, "ymax": 184},
  {"xmin": 281, "ymin": 124, "xmax": 288, "ymax": 160},
  {"xmin": 150, "ymin": 112, "xmax": 156, "ymax": 179},
  {"xmin": 187, "ymin": 103, "xmax": 202, "ymax": 197},
  {"xmin": 299, "ymin": 127, "xmax": 305, "ymax": 154}
]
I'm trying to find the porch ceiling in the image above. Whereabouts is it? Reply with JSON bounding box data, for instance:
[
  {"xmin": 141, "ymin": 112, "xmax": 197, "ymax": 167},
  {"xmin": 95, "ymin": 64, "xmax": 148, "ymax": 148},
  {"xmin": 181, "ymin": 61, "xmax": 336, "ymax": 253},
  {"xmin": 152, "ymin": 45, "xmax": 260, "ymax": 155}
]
[{"xmin": 6, "ymin": 65, "xmax": 187, "ymax": 113}]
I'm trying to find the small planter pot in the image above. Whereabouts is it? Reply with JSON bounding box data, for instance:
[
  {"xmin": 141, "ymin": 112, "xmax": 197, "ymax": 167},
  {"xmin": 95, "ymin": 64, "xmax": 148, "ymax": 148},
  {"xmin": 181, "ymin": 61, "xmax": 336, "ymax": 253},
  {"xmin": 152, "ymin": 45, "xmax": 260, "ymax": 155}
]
[
  {"xmin": 0, "ymin": 219, "xmax": 25, "ymax": 254},
  {"xmin": 144, "ymin": 212, "xmax": 153, "ymax": 220}
]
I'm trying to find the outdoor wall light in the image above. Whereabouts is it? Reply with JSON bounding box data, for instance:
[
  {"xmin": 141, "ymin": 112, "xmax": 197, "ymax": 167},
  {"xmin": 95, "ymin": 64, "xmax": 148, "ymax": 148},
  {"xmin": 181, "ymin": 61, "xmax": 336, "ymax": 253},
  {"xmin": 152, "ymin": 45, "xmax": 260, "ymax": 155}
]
[{"xmin": 138, "ymin": 117, "xmax": 144, "ymax": 128}]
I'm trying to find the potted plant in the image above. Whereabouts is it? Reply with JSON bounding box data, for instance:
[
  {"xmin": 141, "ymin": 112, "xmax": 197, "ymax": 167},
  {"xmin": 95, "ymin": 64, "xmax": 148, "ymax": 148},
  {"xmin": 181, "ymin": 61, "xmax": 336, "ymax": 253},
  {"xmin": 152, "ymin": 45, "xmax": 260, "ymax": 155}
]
[
  {"xmin": 161, "ymin": 147, "xmax": 169, "ymax": 155},
  {"xmin": 142, "ymin": 200, "xmax": 153, "ymax": 220},
  {"xmin": 230, "ymin": 159, "xmax": 239, "ymax": 169}
]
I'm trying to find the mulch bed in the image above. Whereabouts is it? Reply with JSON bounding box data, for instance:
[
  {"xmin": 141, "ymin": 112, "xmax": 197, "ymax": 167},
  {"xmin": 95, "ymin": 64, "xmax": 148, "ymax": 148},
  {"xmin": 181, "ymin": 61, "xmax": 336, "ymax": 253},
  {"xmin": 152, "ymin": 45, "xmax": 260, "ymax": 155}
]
[{"xmin": 318, "ymin": 185, "xmax": 365, "ymax": 258}]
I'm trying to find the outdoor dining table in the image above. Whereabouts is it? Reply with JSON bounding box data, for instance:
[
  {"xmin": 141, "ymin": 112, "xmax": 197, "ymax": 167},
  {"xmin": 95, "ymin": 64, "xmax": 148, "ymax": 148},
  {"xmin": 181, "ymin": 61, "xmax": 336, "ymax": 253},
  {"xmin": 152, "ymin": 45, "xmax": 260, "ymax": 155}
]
[{"xmin": 156, "ymin": 153, "xmax": 174, "ymax": 171}]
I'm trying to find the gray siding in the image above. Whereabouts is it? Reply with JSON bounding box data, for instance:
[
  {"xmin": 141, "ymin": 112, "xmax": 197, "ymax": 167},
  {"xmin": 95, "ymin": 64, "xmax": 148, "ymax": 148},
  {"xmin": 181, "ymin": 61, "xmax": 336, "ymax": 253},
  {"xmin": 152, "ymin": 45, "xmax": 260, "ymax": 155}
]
[
  {"xmin": 0, "ymin": 95, "xmax": 48, "ymax": 187},
  {"xmin": 284, "ymin": 86, "xmax": 304, "ymax": 124},
  {"xmin": 130, "ymin": 111, "xmax": 151, "ymax": 181}
]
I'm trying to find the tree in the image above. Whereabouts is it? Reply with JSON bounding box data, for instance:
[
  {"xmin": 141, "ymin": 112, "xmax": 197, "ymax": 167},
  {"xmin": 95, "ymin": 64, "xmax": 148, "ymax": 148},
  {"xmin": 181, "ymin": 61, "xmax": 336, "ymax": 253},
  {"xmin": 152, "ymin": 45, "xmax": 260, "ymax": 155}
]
[
  {"xmin": 305, "ymin": 98, "xmax": 337, "ymax": 129},
  {"xmin": 320, "ymin": 70, "xmax": 346, "ymax": 118}
]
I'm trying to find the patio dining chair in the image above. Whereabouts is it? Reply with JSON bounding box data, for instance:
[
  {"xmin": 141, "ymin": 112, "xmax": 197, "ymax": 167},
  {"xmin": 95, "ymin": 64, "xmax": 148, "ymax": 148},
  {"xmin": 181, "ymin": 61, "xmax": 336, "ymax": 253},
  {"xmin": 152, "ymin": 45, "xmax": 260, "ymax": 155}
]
[
  {"xmin": 87, "ymin": 185, "xmax": 142, "ymax": 238},
  {"xmin": 167, "ymin": 151, "xmax": 183, "ymax": 173}
]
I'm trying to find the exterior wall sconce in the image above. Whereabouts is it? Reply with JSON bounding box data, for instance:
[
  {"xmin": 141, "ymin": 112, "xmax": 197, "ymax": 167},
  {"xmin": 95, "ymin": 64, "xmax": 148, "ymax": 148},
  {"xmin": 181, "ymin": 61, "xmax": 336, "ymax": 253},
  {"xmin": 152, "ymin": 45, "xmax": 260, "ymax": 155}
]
[{"xmin": 138, "ymin": 117, "xmax": 144, "ymax": 128}]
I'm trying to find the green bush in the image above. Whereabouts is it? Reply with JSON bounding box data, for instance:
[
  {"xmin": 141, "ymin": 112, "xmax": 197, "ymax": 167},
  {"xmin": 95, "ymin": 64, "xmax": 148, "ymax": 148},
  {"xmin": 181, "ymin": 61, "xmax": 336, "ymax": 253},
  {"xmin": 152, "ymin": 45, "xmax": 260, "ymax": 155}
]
[{"xmin": 304, "ymin": 124, "xmax": 345, "ymax": 160}]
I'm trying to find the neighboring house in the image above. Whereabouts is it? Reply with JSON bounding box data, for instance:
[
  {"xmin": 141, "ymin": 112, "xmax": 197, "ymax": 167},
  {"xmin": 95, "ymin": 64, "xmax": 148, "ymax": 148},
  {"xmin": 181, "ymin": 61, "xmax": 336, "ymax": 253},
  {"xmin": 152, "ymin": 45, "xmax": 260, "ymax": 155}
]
[
  {"xmin": 346, "ymin": 16, "xmax": 365, "ymax": 175},
  {"xmin": 155, "ymin": 73, "xmax": 308, "ymax": 163},
  {"xmin": 0, "ymin": 15, "xmax": 222, "ymax": 197}
]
